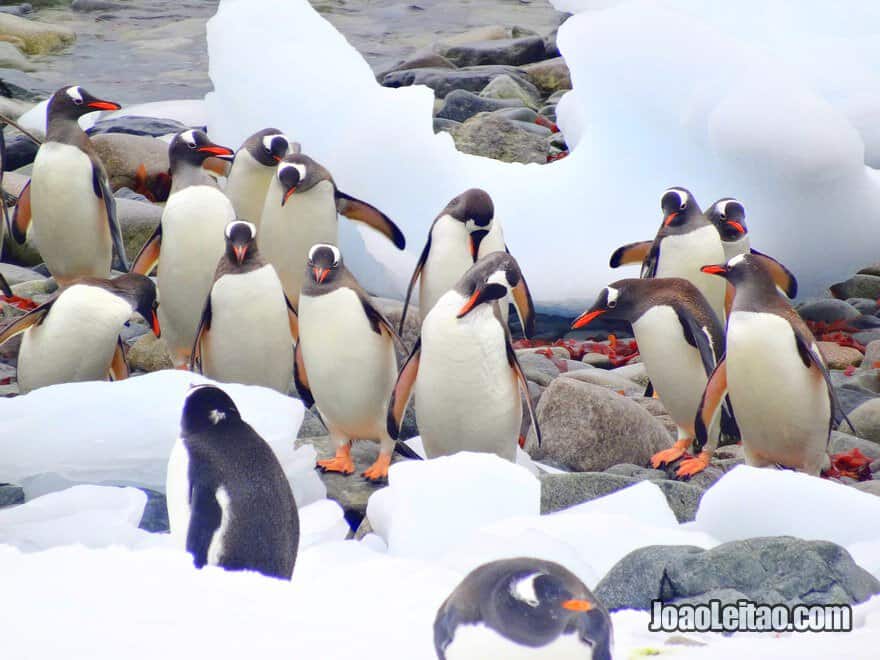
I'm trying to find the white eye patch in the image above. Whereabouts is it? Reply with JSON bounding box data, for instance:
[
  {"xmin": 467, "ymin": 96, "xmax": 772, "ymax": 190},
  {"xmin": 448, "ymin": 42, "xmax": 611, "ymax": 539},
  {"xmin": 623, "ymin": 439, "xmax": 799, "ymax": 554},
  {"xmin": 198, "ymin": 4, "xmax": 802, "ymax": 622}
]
[
  {"xmin": 606, "ymin": 286, "xmax": 619, "ymax": 307},
  {"xmin": 662, "ymin": 187, "xmax": 688, "ymax": 209},
  {"xmin": 486, "ymin": 270, "xmax": 508, "ymax": 288},
  {"xmin": 727, "ymin": 253, "xmax": 746, "ymax": 268},
  {"xmin": 278, "ymin": 162, "xmax": 307, "ymax": 181},
  {"xmin": 261, "ymin": 134, "xmax": 287, "ymax": 152},
  {"xmin": 308, "ymin": 243, "xmax": 340, "ymax": 264},
  {"xmin": 509, "ymin": 572, "xmax": 544, "ymax": 607},
  {"xmin": 225, "ymin": 220, "xmax": 257, "ymax": 239},
  {"xmin": 66, "ymin": 86, "xmax": 83, "ymax": 104},
  {"xmin": 180, "ymin": 129, "xmax": 197, "ymax": 147}
]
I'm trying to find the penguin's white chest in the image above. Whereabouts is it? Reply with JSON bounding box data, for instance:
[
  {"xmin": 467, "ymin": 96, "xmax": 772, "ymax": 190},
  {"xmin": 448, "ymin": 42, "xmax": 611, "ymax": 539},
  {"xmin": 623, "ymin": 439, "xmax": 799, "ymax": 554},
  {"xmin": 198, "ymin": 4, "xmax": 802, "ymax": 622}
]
[
  {"xmin": 225, "ymin": 151, "xmax": 273, "ymax": 228},
  {"xmin": 726, "ymin": 311, "xmax": 830, "ymax": 471},
  {"xmin": 202, "ymin": 265, "xmax": 293, "ymax": 393},
  {"xmin": 420, "ymin": 217, "xmax": 473, "ymax": 318},
  {"xmin": 165, "ymin": 437, "xmax": 191, "ymax": 549},
  {"xmin": 722, "ymin": 235, "xmax": 750, "ymax": 262},
  {"xmin": 17, "ymin": 285, "xmax": 131, "ymax": 393},
  {"xmin": 445, "ymin": 624, "xmax": 591, "ymax": 660},
  {"xmin": 415, "ymin": 294, "xmax": 520, "ymax": 460},
  {"xmin": 30, "ymin": 142, "xmax": 111, "ymax": 280},
  {"xmin": 298, "ymin": 287, "xmax": 397, "ymax": 437},
  {"xmin": 656, "ymin": 225, "xmax": 726, "ymax": 321},
  {"xmin": 632, "ymin": 306, "xmax": 710, "ymax": 433}
]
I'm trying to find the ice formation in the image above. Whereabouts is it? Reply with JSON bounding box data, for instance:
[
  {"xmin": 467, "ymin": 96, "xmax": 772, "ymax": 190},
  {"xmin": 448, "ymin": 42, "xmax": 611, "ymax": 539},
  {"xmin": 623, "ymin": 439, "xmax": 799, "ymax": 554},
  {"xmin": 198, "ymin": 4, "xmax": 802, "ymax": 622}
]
[{"xmin": 205, "ymin": 0, "xmax": 880, "ymax": 308}]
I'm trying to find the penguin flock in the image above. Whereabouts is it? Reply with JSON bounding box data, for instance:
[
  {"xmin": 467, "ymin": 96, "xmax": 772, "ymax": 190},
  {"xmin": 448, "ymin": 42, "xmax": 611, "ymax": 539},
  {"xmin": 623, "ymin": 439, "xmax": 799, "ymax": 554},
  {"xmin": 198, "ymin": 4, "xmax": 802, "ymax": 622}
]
[{"xmin": 0, "ymin": 84, "xmax": 858, "ymax": 658}]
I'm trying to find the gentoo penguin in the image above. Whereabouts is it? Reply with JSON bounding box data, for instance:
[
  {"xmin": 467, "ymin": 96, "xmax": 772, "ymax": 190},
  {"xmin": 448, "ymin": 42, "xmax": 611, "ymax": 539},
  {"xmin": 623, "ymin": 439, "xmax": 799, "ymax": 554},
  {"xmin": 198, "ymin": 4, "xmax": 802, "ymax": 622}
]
[
  {"xmin": 387, "ymin": 252, "xmax": 540, "ymax": 461},
  {"xmin": 571, "ymin": 278, "xmax": 738, "ymax": 477},
  {"xmin": 167, "ymin": 384, "xmax": 299, "ymax": 580},
  {"xmin": 434, "ymin": 557, "xmax": 612, "ymax": 660},
  {"xmin": 695, "ymin": 253, "xmax": 841, "ymax": 476},
  {"xmin": 399, "ymin": 189, "xmax": 532, "ymax": 336},
  {"xmin": 224, "ymin": 128, "xmax": 297, "ymax": 231},
  {"xmin": 704, "ymin": 198, "xmax": 749, "ymax": 261},
  {"xmin": 294, "ymin": 244, "xmax": 403, "ymax": 481},
  {"xmin": 609, "ymin": 187, "xmax": 727, "ymax": 324},
  {"xmin": 11, "ymin": 86, "xmax": 128, "ymax": 285},
  {"xmin": 131, "ymin": 130, "xmax": 236, "ymax": 367},
  {"xmin": 258, "ymin": 152, "xmax": 405, "ymax": 307},
  {"xmin": 190, "ymin": 221, "xmax": 298, "ymax": 393},
  {"xmin": 0, "ymin": 273, "xmax": 159, "ymax": 393}
]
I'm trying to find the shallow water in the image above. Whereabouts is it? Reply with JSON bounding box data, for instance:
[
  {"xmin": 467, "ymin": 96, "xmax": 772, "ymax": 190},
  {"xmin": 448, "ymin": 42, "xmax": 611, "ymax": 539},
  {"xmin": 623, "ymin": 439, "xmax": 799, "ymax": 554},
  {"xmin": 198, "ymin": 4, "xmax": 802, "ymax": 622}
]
[{"xmin": 0, "ymin": 0, "xmax": 562, "ymax": 104}]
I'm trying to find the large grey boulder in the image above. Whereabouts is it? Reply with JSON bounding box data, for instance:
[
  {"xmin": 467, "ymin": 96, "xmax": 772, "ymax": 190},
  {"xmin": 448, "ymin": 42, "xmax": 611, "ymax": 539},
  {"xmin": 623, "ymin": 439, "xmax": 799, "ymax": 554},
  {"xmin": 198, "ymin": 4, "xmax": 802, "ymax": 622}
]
[
  {"xmin": 451, "ymin": 112, "xmax": 547, "ymax": 164},
  {"xmin": 438, "ymin": 36, "xmax": 547, "ymax": 67}
]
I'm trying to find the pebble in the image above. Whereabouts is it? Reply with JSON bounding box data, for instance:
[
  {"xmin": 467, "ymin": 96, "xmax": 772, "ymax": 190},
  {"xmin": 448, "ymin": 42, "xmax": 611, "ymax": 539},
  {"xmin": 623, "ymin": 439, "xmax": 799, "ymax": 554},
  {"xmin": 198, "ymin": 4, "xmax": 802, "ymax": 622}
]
[
  {"xmin": 847, "ymin": 298, "xmax": 879, "ymax": 315},
  {"xmin": 450, "ymin": 112, "xmax": 547, "ymax": 164},
  {"xmin": 817, "ymin": 341, "xmax": 862, "ymax": 369},
  {"xmin": 479, "ymin": 73, "xmax": 540, "ymax": 109},
  {"xmin": 560, "ymin": 367, "xmax": 643, "ymax": 396},
  {"xmin": 838, "ymin": 402, "xmax": 880, "ymax": 446},
  {"xmin": 435, "ymin": 88, "xmax": 524, "ymax": 123},
  {"xmin": 521, "ymin": 57, "xmax": 571, "ymax": 94},
  {"xmin": 125, "ymin": 334, "xmax": 173, "ymax": 372}
]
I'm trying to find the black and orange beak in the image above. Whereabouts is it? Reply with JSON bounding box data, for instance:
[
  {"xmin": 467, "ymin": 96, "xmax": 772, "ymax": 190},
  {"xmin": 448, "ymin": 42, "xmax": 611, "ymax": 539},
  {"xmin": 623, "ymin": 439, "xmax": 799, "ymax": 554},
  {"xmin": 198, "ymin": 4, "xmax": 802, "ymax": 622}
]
[
  {"xmin": 701, "ymin": 264, "xmax": 728, "ymax": 276},
  {"xmin": 571, "ymin": 308, "xmax": 606, "ymax": 329},
  {"xmin": 87, "ymin": 100, "xmax": 121, "ymax": 111},
  {"xmin": 663, "ymin": 212, "xmax": 678, "ymax": 226},
  {"xmin": 233, "ymin": 244, "xmax": 248, "ymax": 265},
  {"xmin": 562, "ymin": 599, "xmax": 593, "ymax": 612},
  {"xmin": 151, "ymin": 310, "xmax": 161, "ymax": 338},
  {"xmin": 469, "ymin": 229, "xmax": 488, "ymax": 260},
  {"xmin": 313, "ymin": 267, "xmax": 328, "ymax": 283},
  {"xmin": 726, "ymin": 220, "xmax": 745, "ymax": 235},
  {"xmin": 198, "ymin": 144, "xmax": 235, "ymax": 159},
  {"xmin": 282, "ymin": 186, "xmax": 296, "ymax": 206},
  {"xmin": 457, "ymin": 288, "xmax": 482, "ymax": 318}
]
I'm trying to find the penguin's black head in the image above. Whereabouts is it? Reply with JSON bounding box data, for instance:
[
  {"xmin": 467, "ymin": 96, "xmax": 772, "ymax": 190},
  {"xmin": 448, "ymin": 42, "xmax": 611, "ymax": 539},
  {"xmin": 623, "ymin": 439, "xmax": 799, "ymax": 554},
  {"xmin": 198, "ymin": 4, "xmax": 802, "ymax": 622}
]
[
  {"xmin": 107, "ymin": 273, "xmax": 160, "ymax": 338},
  {"xmin": 701, "ymin": 251, "xmax": 797, "ymax": 299},
  {"xmin": 224, "ymin": 220, "xmax": 258, "ymax": 266},
  {"xmin": 571, "ymin": 280, "xmax": 639, "ymax": 329},
  {"xmin": 443, "ymin": 188, "xmax": 495, "ymax": 259},
  {"xmin": 706, "ymin": 198, "xmax": 748, "ymax": 242},
  {"xmin": 455, "ymin": 252, "xmax": 535, "ymax": 335},
  {"xmin": 277, "ymin": 154, "xmax": 328, "ymax": 205},
  {"xmin": 180, "ymin": 385, "xmax": 242, "ymax": 436},
  {"xmin": 48, "ymin": 85, "xmax": 121, "ymax": 121},
  {"xmin": 169, "ymin": 130, "xmax": 235, "ymax": 172},
  {"xmin": 243, "ymin": 128, "xmax": 293, "ymax": 167},
  {"xmin": 306, "ymin": 243, "xmax": 341, "ymax": 285},
  {"xmin": 660, "ymin": 187, "xmax": 700, "ymax": 229}
]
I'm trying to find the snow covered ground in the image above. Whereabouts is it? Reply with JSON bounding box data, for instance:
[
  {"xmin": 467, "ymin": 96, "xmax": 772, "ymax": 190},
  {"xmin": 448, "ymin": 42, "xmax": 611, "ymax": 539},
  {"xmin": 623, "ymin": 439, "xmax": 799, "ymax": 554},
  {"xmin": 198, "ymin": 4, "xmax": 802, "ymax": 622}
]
[{"xmin": 205, "ymin": 0, "xmax": 880, "ymax": 309}]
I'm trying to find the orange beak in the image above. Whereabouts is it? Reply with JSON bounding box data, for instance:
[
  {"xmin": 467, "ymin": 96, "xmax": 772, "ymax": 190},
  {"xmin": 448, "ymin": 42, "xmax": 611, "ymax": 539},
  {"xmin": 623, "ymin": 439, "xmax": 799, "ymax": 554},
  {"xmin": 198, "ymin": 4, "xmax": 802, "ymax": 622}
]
[
  {"xmin": 151, "ymin": 311, "xmax": 161, "ymax": 338},
  {"xmin": 562, "ymin": 599, "xmax": 593, "ymax": 612},
  {"xmin": 87, "ymin": 100, "xmax": 121, "ymax": 111},
  {"xmin": 313, "ymin": 267, "xmax": 328, "ymax": 283},
  {"xmin": 233, "ymin": 245, "xmax": 247, "ymax": 265},
  {"xmin": 571, "ymin": 309, "xmax": 606, "ymax": 329},
  {"xmin": 469, "ymin": 235, "xmax": 478, "ymax": 259},
  {"xmin": 457, "ymin": 289, "xmax": 482, "ymax": 318},
  {"xmin": 726, "ymin": 220, "xmax": 745, "ymax": 235},
  {"xmin": 273, "ymin": 154, "xmax": 282, "ymax": 162},
  {"xmin": 283, "ymin": 187, "xmax": 296, "ymax": 206},
  {"xmin": 701, "ymin": 264, "xmax": 727, "ymax": 276},
  {"xmin": 198, "ymin": 145, "xmax": 234, "ymax": 157},
  {"xmin": 663, "ymin": 212, "xmax": 678, "ymax": 226}
]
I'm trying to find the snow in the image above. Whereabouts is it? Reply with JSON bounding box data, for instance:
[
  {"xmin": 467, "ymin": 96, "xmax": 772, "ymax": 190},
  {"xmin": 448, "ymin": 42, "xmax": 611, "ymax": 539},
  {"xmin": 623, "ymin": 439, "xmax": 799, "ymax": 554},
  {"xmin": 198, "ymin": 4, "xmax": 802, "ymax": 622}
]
[
  {"xmin": 205, "ymin": 0, "xmax": 880, "ymax": 307},
  {"xmin": 0, "ymin": 370, "xmax": 325, "ymax": 507}
]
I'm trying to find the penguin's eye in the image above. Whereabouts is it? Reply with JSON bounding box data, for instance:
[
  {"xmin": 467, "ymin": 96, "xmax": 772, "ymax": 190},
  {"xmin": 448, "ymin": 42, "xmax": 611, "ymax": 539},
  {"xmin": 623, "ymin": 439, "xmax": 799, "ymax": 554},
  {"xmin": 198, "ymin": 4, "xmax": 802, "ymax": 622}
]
[
  {"xmin": 72, "ymin": 97, "xmax": 83, "ymax": 106},
  {"xmin": 332, "ymin": 259, "xmax": 339, "ymax": 267},
  {"xmin": 680, "ymin": 200, "xmax": 687, "ymax": 211},
  {"xmin": 187, "ymin": 141, "xmax": 197, "ymax": 150},
  {"xmin": 607, "ymin": 299, "xmax": 617, "ymax": 309},
  {"xmin": 720, "ymin": 213, "xmax": 726, "ymax": 220}
]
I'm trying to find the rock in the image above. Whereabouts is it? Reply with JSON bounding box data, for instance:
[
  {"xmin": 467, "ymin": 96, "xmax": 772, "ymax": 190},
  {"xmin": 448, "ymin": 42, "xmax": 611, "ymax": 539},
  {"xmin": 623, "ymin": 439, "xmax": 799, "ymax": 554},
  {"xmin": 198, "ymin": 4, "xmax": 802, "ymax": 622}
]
[
  {"xmin": 433, "ymin": 118, "xmax": 460, "ymax": 133},
  {"xmin": 847, "ymin": 298, "xmax": 879, "ymax": 315},
  {"xmin": 0, "ymin": 262, "xmax": 44, "ymax": 287},
  {"xmin": 517, "ymin": 346, "xmax": 570, "ymax": 360},
  {"xmin": 0, "ymin": 483, "xmax": 24, "ymax": 507},
  {"xmin": 3, "ymin": 133, "xmax": 38, "ymax": 171},
  {"xmin": 509, "ymin": 119, "xmax": 550, "ymax": 136},
  {"xmin": 861, "ymin": 340, "xmax": 880, "ymax": 370},
  {"xmin": 517, "ymin": 352, "xmax": 560, "ymax": 386},
  {"xmin": 838, "ymin": 404, "xmax": 880, "ymax": 447},
  {"xmin": 439, "ymin": 36, "xmax": 546, "ymax": 68},
  {"xmin": 858, "ymin": 263, "xmax": 880, "ymax": 277},
  {"xmin": 0, "ymin": 5, "xmax": 33, "ymax": 17},
  {"xmin": 10, "ymin": 276, "xmax": 55, "ymax": 298},
  {"xmin": 797, "ymin": 298, "xmax": 861, "ymax": 323},
  {"xmin": 560, "ymin": 368, "xmax": 643, "ymax": 396},
  {"xmin": 596, "ymin": 537, "xmax": 880, "ymax": 611},
  {"xmin": 832, "ymin": 370, "xmax": 880, "ymax": 416},
  {"xmin": 72, "ymin": 0, "xmax": 126, "ymax": 11},
  {"xmin": 581, "ymin": 352, "xmax": 612, "ymax": 368},
  {"xmin": 137, "ymin": 488, "xmax": 168, "ymax": 533},
  {"xmin": 604, "ymin": 463, "xmax": 668, "ymax": 480},
  {"xmin": 830, "ymin": 274, "xmax": 880, "ymax": 301},
  {"xmin": 435, "ymin": 88, "xmax": 523, "ymax": 123},
  {"xmin": 87, "ymin": 115, "xmax": 190, "ymax": 138},
  {"xmin": 853, "ymin": 481, "xmax": 880, "ymax": 496},
  {"xmin": 630, "ymin": 396, "xmax": 677, "ymax": 437},
  {"xmin": 818, "ymin": 341, "xmax": 863, "ymax": 369},
  {"xmin": 521, "ymin": 57, "xmax": 571, "ymax": 94},
  {"xmin": 493, "ymin": 106, "xmax": 538, "ymax": 123},
  {"xmin": 539, "ymin": 103, "xmax": 558, "ymax": 122},
  {"xmin": 611, "ymin": 362, "xmax": 650, "ymax": 386},
  {"xmin": 0, "ymin": 13, "xmax": 74, "ymax": 55},
  {"xmin": 479, "ymin": 74, "xmax": 539, "ymax": 109},
  {"xmin": 854, "ymin": 329, "xmax": 880, "ymax": 346},
  {"xmin": 126, "ymin": 333, "xmax": 173, "ymax": 372},
  {"xmin": 526, "ymin": 377, "xmax": 673, "ymax": 472},
  {"xmin": 451, "ymin": 112, "xmax": 547, "ymax": 164},
  {"xmin": 115, "ymin": 198, "xmax": 161, "ymax": 265},
  {"xmin": 371, "ymin": 296, "xmax": 419, "ymax": 364},
  {"xmin": 378, "ymin": 52, "xmax": 457, "ymax": 79},
  {"xmin": 0, "ymin": 40, "xmax": 33, "ymax": 71},
  {"xmin": 439, "ymin": 25, "xmax": 512, "ymax": 46},
  {"xmin": 297, "ymin": 408, "xmax": 327, "ymax": 439},
  {"xmin": 828, "ymin": 430, "xmax": 880, "ymax": 459},
  {"xmin": 382, "ymin": 65, "xmax": 533, "ymax": 98},
  {"xmin": 91, "ymin": 133, "xmax": 169, "ymax": 192}
]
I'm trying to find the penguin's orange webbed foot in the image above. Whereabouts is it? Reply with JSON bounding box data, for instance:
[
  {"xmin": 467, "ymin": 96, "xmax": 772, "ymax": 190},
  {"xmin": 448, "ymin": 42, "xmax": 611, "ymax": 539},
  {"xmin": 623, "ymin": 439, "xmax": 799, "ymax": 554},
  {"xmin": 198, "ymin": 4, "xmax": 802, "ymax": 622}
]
[
  {"xmin": 676, "ymin": 451, "xmax": 711, "ymax": 478},
  {"xmin": 0, "ymin": 295, "xmax": 38, "ymax": 311},
  {"xmin": 362, "ymin": 453, "xmax": 392, "ymax": 482},
  {"xmin": 651, "ymin": 439, "xmax": 692, "ymax": 468},
  {"xmin": 317, "ymin": 445, "xmax": 355, "ymax": 475}
]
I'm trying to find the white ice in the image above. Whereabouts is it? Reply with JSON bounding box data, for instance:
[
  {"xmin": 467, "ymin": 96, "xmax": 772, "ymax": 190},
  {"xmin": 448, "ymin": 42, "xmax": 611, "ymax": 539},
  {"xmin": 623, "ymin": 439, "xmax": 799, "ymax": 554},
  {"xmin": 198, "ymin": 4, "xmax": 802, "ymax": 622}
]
[
  {"xmin": 205, "ymin": 0, "xmax": 880, "ymax": 308},
  {"xmin": 0, "ymin": 370, "xmax": 325, "ymax": 507}
]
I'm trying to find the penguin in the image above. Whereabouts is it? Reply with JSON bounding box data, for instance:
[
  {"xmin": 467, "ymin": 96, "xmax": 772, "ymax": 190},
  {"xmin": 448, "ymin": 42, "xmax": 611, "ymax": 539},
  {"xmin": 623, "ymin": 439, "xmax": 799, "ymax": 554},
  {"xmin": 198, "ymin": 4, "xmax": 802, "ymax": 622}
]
[
  {"xmin": 190, "ymin": 221, "xmax": 298, "ymax": 393},
  {"xmin": 704, "ymin": 197, "xmax": 749, "ymax": 261},
  {"xmin": 434, "ymin": 557, "xmax": 613, "ymax": 660},
  {"xmin": 131, "ymin": 130, "xmax": 236, "ymax": 367},
  {"xmin": 167, "ymin": 384, "xmax": 299, "ymax": 580},
  {"xmin": 387, "ymin": 252, "xmax": 540, "ymax": 461},
  {"xmin": 0, "ymin": 273, "xmax": 159, "ymax": 394},
  {"xmin": 399, "ymin": 189, "xmax": 532, "ymax": 336},
  {"xmin": 695, "ymin": 253, "xmax": 844, "ymax": 476},
  {"xmin": 609, "ymin": 187, "xmax": 727, "ymax": 324},
  {"xmin": 294, "ymin": 243, "xmax": 403, "ymax": 481},
  {"xmin": 224, "ymin": 128, "xmax": 297, "ymax": 231},
  {"xmin": 571, "ymin": 278, "xmax": 738, "ymax": 477},
  {"xmin": 258, "ymin": 153, "xmax": 405, "ymax": 307},
  {"xmin": 11, "ymin": 85, "xmax": 128, "ymax": 285}
]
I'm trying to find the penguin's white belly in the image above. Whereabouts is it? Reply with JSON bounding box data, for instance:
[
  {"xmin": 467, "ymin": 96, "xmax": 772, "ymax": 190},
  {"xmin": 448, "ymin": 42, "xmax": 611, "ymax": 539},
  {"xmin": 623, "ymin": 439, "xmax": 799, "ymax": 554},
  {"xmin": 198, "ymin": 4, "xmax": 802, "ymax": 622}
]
[
  {"xmin": 30, "ymin": 143, "xmax": 111, "ymax": 280},
  {"xmin": 299, "ymin": 288, "xmax": 397, "ymax": 437},
  {"xmin": 157, "ymin": 186, "xmax": 233, "ymax": 364},
  {"xmin": 722, "ymin": 235, "xmax": 750, "ymax": 262},
  {"xmin": 476, "ymin": 223, "xmax": 510, "ymax": 325},
  {"xmin": 632, "ymin": 307, "xmax": 709, "ymax": 434},
  {"xmin": 416, "ymin": 296, "xmax": 520, "ymax": 460},
  {"xmin": 726, "ymin": 312, "xmax": 830, "ymax": 472},
  {"xmin": 445, "ymin": 624, "xmax": 591, "ymax": 660},
  {"xmin": 420, "ymin": 218, "xmax": 473, "ymax": 320},
  {"xmin": 225, "ymin": 154, "xmax": 272, "ymax": 229},
  {"xmin": 206, "ymin": 486, "xmax": 232, "ymax": 567},
  {"xmin": 202, "ymin": 265, "xmax": 293, "ymax": 393},
  {"xmin": 259, "ymin": 181, "xmax": 337, "ymax": 305},
  {"xmin": 17, "ymin": 285, "xmax": 131, "ymax": 393},
  {"xmin": 656, "ymin": 226, "xmax": 726, "ymax": 322},
  {"xmin": 165, "ymin": 437, "xmax": 191, "ymax": 549}
]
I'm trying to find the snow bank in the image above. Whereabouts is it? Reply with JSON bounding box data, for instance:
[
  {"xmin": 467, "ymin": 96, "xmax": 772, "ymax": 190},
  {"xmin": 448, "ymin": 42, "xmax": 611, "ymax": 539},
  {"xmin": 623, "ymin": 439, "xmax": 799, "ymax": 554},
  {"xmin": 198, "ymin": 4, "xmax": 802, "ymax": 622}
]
[
  {"xmin": 0, "ymin": 371, "xmax": 324, "ymax": 507},
  {"xmin": 206, "ymin": 0, "xmax": 880, "ymax": 307}
]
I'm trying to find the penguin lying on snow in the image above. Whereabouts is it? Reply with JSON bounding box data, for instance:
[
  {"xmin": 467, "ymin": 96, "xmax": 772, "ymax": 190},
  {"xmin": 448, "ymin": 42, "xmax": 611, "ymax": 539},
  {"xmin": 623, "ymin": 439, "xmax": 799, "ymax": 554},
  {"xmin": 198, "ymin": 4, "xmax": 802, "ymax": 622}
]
[
  {"xmin": 571, "ymin": 278, "xmax": 738, "ymax": 477},
  {"xmin": 259, "ymin": 152, "xmax": 406, "ymax": 308},
  {"xmin": 12, "ymin": 85, "xmax": 128, "ymax": 285},
  {"xmin": 190, "ymin": 221, "xmax": 298, "ymax": 393},
  {"xmin": 168, "ymin": 384, "xmax": 299, "ymax": 580},
  {"xmin": 387, "ymin": 252, "xmax": 540, "ymax": 461},
  {"xmin": 695, "ymin": 253, "xmax": 850, "ymax": 476},
  {"xmin": 434, "ymin": 557, "xmax": 612, "ymax": 660},
  {"xmin": 399, "ymin": 188, "xmax": 532, "ymax": 336},
  {"xmin": 0, "ymin": 274, "xmax": 159, "ymax": 393}
]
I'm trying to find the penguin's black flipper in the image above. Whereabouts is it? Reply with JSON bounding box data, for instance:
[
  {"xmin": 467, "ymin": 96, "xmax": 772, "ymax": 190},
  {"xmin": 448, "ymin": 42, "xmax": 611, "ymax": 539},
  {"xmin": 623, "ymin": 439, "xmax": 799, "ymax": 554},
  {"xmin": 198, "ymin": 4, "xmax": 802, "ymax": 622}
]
[
  {"xmin": 432, "ymin": 599, "xmax": 461, "ymax": 660},
  {"xmin": 643, "ymin": 381, "xmax": 654, "ymax": 397},
  {"xmin": 398, "ymin": 233, "xmax": 431, "ymax": 335},
  {"xmin": 10, "ymin": 178, "xmax": 30, "ymax": 244},
  {"xmin": 285, "ymin": 295, "xmax": 299, "ymax": 342},
  {"xmin": 94, "ymin": 164, "xmax": 129, "ymax": 272},
  {"xmin": 393, "ymin": 441, "xmax": 422, "ymax": 460},
  {"xmin": 189, "ymin": 296, "xmax": 212, "ymax": 373},
  {"xmin": 793, "ymin": 330, "xmax": 856, "ymax": 437},
  {"xmin": 335, "ymin": 189, "xmax": 406, "ymax": 250},
  {"xmin": 293, "ymin": 340, "xmax": 314, "ymax": 410},
  {"xmin": 694, "ymin": 357, "xmax": 728, "ymax": 453},
  {"xmin": 506, "ymin": 339, "xmax": 541, "ymax": 447},
  {"xmin": 131, "ymin": 223, "xmax": 162, "ymax": 276},
  {"xmin": 387, "ymin": 338, "xmax": 421, "ymax": 440},
  {"xmin": 0, "ymin": 272, "xmax": 11, "ymax": 298},
  {"xmin": 185, "ymin": 483, "xmax": 222, "ymax": 570},
  {"xmin": 640, "ymin": 238, "xmax": 661, "ymax": 279},
  {"xmin": 750, "ymin": 248, "xmax": 798, "ymax": 298},
  {"xmin": 0, "ymin": 296, "xmax": 54, "ymax": 345},
  {"xmin": 609, "ymin": 240, "xmax": 652, "ymax": 268}
]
